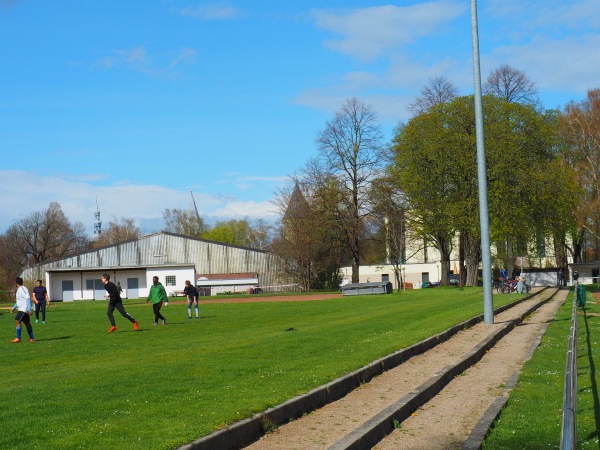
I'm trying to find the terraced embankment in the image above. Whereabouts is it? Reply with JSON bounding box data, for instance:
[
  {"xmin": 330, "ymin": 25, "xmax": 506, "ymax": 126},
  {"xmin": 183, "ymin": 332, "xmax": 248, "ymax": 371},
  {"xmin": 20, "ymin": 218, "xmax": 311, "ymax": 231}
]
[{"xmin": 182, "ymin": 288, "xmax": 566, "ymax": 450}]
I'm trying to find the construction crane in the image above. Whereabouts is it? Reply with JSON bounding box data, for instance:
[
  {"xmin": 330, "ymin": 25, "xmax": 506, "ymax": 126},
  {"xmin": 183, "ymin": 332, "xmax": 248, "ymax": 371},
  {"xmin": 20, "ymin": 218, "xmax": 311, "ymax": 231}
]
[{"xmin": 190, "ymin": 190, "xmax": 202, "ymax": 234}]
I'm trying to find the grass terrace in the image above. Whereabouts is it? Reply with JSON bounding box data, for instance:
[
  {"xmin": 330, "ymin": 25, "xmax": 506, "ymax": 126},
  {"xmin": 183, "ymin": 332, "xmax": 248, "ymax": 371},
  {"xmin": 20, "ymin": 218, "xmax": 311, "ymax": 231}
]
[
  {"xmin": 483, "ymin": 286, "xmax": 600, "ymax": 449},
  {"xmin": 2, "ymin": 287, "xmax": 522, "ymax": 449}
]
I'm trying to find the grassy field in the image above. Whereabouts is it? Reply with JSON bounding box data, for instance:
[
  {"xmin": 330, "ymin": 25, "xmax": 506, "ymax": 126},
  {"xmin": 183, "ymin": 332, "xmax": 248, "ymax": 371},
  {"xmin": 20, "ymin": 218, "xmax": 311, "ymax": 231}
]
[
  {"xmin": 483, "ymin": 286, "xmax": 600, "ymax": 449},
  {"xmin": 1, "ymin": 287, "xmax": 520, "ymax": 449}
]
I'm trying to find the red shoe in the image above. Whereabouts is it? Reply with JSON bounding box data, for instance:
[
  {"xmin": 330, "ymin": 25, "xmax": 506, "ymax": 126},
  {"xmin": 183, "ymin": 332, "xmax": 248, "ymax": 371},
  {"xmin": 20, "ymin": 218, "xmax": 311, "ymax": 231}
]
[
  {"xmin": 108, "ymin": 326, "xmax": 117, "ymax": 333},
  {"xmin": 133, "ymin": 321, "xmax": 139, "ymax": 331},
  {"xmin": 12, "ymin": 338, "xmax": 20, "ymax": 343}
]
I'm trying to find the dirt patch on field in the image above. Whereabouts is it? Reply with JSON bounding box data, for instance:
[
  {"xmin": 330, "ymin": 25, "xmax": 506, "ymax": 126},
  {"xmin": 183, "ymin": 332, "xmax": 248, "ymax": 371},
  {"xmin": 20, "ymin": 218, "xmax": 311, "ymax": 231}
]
[{"xmin": 196, "ymin": 293, "xmax": 343, "ymax": 304}]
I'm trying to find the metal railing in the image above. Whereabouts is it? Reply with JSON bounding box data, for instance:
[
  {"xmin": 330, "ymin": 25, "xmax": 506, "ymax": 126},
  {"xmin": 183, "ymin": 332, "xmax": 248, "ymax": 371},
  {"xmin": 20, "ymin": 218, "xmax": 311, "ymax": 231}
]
[{"xmin": 560, "ymin": 281, "xmax": 579, "ymax": 449}]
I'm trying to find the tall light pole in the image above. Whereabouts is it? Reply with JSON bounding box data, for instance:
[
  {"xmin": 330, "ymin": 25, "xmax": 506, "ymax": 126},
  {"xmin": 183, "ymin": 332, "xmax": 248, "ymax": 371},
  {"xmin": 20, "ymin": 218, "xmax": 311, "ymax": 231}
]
[{"xmin": 470, "ymin": 0, "xmax": 494, "ymax": 324}]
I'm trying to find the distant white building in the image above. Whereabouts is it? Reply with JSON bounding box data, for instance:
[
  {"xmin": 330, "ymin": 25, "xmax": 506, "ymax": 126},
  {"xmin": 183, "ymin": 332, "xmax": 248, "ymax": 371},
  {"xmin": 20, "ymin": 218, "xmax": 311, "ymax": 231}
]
[{"xmin": 341, "ymin": 232, "xmax": 572, "ymax": 290}]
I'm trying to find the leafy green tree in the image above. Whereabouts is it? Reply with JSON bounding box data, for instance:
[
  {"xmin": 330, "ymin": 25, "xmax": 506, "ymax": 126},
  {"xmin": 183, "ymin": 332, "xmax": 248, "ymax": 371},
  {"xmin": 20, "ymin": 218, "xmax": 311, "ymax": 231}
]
[
  {"xmin": 203, "ymin": 218, "xmax": 271, "ymax": 249},
  {"xmin": 391, "ymin": 95, "xmax": 570, "ymax": 285}
]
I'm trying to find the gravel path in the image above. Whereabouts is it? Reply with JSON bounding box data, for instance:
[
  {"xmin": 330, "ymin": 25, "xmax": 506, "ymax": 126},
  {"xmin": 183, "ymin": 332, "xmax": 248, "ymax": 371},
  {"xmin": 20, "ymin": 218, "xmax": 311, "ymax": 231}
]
[{"xmin": 245, "ymin": 288, "xmax": 567, "ymax": 450}]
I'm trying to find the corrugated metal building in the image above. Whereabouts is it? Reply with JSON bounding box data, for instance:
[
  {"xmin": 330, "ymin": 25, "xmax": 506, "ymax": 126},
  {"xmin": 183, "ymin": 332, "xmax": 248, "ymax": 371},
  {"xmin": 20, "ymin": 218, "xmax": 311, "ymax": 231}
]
[{"xmin": 20, "ymin": 231, "xmax": 286, "ymax": 302}]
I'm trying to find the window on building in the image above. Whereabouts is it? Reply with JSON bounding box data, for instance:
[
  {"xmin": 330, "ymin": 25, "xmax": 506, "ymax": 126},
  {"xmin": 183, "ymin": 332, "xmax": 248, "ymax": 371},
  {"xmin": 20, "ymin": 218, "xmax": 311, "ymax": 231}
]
[
  {"xmin": 537, "ymin": 233, "xmax": 546, "ymax": 258},
  {"xmin": 165, "ymin": 275, "xmax": 176, "ymax": 286},
  {"xmin": 86, "ymin": 279, "xmax": 104, "ymax": 290}
]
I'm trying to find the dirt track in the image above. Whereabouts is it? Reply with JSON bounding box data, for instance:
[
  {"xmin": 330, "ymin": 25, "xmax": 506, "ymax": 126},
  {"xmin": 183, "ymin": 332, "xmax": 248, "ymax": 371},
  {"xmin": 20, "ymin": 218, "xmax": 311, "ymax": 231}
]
[{"xmin": 198, "ymin": 293, "xmax": 344, "ymax": 304}]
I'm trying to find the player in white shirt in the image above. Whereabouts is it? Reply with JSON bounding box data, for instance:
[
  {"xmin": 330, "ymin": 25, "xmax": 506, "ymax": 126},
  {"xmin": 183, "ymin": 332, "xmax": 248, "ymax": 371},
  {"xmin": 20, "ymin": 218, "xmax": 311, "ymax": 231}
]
[{"xmin": 10, "ymin": 277, "xmax": 35, "ymax": 343}]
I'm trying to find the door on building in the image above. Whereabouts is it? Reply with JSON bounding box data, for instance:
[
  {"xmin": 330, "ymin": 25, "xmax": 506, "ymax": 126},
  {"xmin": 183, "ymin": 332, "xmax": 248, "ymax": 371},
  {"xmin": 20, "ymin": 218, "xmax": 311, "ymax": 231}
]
[
  {"xmin": 86, "ymin": 279, "xmax": 106, "ymax": 300},
  {"xmin": 381, "ymin": 274, "xmax": 389, "ymax": 282},
  {"xmin": 127, "ymin": 278, "xmax": 139, "ymax": 299},
  {"xmin": 422, "ymin": 272, "xmax": 430, "ymax": 286},
  {"xmin": 94, "ymin": 279, "xmax": 104, "ymax": 300},
  {"xmin": 62, "ymin": 280, "xmax": 74, "ymax": 302}
]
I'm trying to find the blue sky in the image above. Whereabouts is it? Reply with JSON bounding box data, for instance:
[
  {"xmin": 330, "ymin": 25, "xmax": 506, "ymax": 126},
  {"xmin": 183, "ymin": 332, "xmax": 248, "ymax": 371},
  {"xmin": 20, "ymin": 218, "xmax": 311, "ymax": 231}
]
[{"xmin": 1, "ymin": 0, "xmax": 599, "ymax": 235}]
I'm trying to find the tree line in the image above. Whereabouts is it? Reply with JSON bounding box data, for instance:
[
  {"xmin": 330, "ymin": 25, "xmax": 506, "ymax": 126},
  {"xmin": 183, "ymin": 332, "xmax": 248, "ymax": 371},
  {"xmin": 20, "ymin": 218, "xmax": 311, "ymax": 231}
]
[
  {"xmin": 1, "ymin": 64, "xmax": 599, "ymax": 295},
  {"xmin": 272, "ymin": 66, "xmax": 599, "ymax": 290}
]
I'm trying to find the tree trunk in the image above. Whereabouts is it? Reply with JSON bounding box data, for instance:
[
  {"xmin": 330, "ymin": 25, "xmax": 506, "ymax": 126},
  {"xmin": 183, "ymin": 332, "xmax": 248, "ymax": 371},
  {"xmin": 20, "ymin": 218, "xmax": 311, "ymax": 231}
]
[
  {"xmin": 459, "ymin": 232, "xmax": 466, "ymax": 287},
  {"xmin": 434, "ymin": 234, "xmax": 452, "ymax": 285},
  {"xmin": 463, "ymin": 231, "xmax": 482, "ymax": 286},
  {"xmin": 506, "ymin": 239, "xmax": 515, "ymax": 278},
  {"xmin": 351, "ymin": 246, "xmax": 360, "ymax": 283}
]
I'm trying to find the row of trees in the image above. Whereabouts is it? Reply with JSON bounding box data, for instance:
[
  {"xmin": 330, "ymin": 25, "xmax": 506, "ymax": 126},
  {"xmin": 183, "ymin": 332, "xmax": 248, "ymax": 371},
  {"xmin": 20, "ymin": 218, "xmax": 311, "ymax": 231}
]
[
  {"xmin": 2, "ymin": 65, "xmax": 598, "ymax": 294},
  {"xmin": 274, "ymin": 65, "xmax": 599, "ymax": 290}
]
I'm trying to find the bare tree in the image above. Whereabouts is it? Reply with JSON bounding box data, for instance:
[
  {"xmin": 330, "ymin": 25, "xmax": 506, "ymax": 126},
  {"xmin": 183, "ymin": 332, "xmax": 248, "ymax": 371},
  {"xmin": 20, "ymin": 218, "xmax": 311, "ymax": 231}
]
[
  {"xmin": 558, "ymin": 88, "xmax": 600, "ymax": 262},
  {"xmin": 369, "ymin": 175, "xmax": 408, "ymax": 291},
  {"xmin": 0, "ymin": 202, "xmax": 90, "ymax": 287},
  {"xmin": 313, "ymin": 97, "xmax": 384, "ymax": 283},
  {"xmin": 484, "ymin": 64, "xmax": 539, "ymax": 106},
  {"xmin": 272, "ymin": 179, "xmax": 348, "ymax": 290},
  {"xmin": 92, "ymin": 217, "xmax": 141, "ymax": 248},
  {"xmin": 163, "ymin": 208, "xmax": 208, "ymax": 237},
  {"xmin": 408, "ymin": 76, "xmax": 458, "ymax": 116}
]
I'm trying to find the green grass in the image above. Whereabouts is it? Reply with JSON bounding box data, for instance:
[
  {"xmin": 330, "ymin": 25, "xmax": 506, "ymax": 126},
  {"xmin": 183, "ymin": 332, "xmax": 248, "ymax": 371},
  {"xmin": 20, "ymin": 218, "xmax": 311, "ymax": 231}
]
[
  {"xmin": 483, "ymin": 287, "xmax": 600, "ymax": 449},
  {"xmin": 1, "ymin": 287, "xmax": 520, "ymax": 449}
]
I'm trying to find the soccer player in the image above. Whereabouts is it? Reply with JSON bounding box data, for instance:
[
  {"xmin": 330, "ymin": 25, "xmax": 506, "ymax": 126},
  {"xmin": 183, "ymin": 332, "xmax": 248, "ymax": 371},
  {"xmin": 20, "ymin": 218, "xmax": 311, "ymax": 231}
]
[
  {"xmin": 10, "ymin": 277, "xmax": 35, "ymax": 343},
  {"xmin": 101, "ymin": 273, "xmax": 138, "ymax": 333},
  {"xmin": 147, "ymin": 276, "xmax": 167, "ymax": 326},
  {"xmin": 32, "ymin": 279, "xmax": 50, "ymax": 324},
  {"xmin": 183, "ymin": 280, "xmax": 199, "ymax": 319}
]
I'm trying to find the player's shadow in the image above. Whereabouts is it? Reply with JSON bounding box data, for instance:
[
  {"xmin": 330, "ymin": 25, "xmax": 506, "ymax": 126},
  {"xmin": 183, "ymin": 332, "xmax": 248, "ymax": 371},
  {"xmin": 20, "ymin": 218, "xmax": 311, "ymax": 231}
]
[{"xmin": 36, "ymin": 336, "xmax": 72, "ymax": 341}]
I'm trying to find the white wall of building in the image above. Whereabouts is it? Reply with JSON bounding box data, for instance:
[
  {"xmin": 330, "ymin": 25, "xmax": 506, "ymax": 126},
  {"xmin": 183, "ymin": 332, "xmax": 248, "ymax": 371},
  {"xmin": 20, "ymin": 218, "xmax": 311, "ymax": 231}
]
[
  {"xmin": 47, "ymin": 266, "xmax": 195, "ymax": 302},
  {"xmin": 340, "ymin": 262, "xmax": 447, "ymax": 290}
]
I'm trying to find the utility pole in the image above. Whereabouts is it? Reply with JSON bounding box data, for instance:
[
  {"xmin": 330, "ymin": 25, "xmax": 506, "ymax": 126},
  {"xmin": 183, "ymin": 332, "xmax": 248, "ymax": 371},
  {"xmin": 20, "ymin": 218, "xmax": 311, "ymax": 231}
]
[{"xmin": 470, "ymin": 0, "xmax": 494, "ymax": 324}]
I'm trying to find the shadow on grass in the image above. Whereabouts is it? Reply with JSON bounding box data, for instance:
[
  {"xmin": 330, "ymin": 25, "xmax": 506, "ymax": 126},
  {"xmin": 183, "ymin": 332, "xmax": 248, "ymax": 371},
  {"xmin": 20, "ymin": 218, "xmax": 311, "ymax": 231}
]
[
  {"xmin": 583, "ymin": 307, "xmax": 600, "ymax": 446},
  {"xmin": 36, "ymin": 336, "xmax": 72, "ymax": 341}
]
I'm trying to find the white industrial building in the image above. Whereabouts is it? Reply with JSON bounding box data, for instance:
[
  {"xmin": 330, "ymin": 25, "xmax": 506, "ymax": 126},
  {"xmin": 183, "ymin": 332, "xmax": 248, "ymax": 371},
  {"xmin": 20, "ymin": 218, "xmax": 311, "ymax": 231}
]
[
  {"xmin": 20, "ymin": 231, "xmax": 286, "ymax": 302},
  {"xmin": 340, "ymin": 235, "xmax": 572, "ymax": 290}
]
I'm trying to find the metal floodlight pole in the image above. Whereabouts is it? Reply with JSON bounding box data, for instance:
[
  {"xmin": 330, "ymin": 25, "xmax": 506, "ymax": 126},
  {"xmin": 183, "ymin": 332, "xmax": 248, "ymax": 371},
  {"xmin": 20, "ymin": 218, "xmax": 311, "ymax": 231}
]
[{"xmin": 470, "ymin": 0, "xmax": 494, "ymax": 324}]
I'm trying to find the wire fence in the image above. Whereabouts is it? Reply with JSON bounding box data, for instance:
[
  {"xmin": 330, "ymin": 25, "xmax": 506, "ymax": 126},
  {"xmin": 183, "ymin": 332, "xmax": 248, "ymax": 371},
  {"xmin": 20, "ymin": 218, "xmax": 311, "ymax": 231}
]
[{"xmin": 196, "ymin": 283, "xmax": 302, "ymax": 297}]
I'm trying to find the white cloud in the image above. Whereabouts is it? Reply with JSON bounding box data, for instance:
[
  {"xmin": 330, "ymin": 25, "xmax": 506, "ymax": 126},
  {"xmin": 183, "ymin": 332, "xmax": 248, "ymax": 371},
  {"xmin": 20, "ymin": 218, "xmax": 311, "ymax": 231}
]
[
  {"xmin": 0, "ymin": 171, "xmax": 281, "ymax": 235},
  {"xmin": 484, "ymin": 34, "xmax": 600, "ymax": 95},
  {"xmin": 93, "ymin": 46, "xmax": 197, "ymax": 77},
  {"xmin": 311, "ymin": 2, "xmax": 466, "ymax": 61},
  {"xmin": 216, "ymin": 173, "xmax": 288, "ymax": 192},
  {"xmin": 208, "ymin": 200, "xmax": 279, "ymax": 220},
  {"xmin": 485, "ymin": 0, "xmax": 600, "ymax": 31},
  {"xmin": 179, "ymin": 3, "xmax": 239, "ymax": 20}
]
